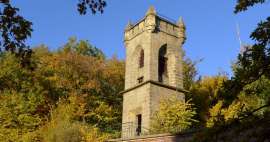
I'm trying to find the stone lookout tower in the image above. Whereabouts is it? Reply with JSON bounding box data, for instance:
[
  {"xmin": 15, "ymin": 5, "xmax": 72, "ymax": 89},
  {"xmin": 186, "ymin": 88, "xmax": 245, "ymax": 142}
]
[{"xmin": 121, "ymin": 6, "xmax": 186, "ymax": 138}]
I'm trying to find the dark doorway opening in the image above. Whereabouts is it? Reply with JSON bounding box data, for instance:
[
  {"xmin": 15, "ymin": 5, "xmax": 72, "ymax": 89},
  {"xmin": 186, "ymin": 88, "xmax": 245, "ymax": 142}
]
[{"xmin": 136, "ymin": 114, "xmax": 142, "ymax": 136}]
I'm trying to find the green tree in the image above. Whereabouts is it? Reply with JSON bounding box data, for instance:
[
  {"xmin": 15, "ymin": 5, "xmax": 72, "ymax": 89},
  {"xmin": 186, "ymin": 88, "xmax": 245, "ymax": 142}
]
[
  {"xmin": 182, "ymin": 51, "xmax": 201, "ymax": 90},
  {"xmin": 234, "ymin": 0, "xmax": 266, "ymax": 13},
  {"xmin": 61, "ymin": 37, "xmax": 105, "ymax": 58},
  {"xmin": 226, "ymin": 0, "xmax": 270, "ymax": 97},
  {"xmin": 0, "ymin": 0, "xmax": 32, "ymax": 66},
  {"xmin": 77, "ymin": 0, "xmax": 106, "ymax": 14}
]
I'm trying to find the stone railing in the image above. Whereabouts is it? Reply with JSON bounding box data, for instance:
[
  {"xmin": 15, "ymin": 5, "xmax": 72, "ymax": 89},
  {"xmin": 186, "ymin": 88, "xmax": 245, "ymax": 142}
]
[{"xmin": 121, "ymin": 122, "xmax": 150, "ymax": 139}]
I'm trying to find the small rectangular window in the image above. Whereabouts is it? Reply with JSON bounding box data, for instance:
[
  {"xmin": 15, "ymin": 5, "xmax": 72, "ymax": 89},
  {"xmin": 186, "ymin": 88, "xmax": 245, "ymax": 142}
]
[{"xmin": 137, "ymin": 76, "xmax": 144, "ymax": 84}]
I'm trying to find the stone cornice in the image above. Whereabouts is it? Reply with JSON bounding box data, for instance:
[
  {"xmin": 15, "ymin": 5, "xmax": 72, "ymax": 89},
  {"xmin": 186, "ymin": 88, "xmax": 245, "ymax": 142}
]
[
  {"xmin": 124, "ymin": 29, "xmax": 180, "ymax": 43},
  {"xmin": 119, "ymin": 80, "xmax": 188, "ymax": 95}
]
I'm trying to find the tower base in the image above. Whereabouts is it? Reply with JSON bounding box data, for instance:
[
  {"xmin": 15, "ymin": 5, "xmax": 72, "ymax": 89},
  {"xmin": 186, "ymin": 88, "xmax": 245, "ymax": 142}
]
[{"xmin": 107, "ymin": 133, "xmax": 194, "ymax": 142}]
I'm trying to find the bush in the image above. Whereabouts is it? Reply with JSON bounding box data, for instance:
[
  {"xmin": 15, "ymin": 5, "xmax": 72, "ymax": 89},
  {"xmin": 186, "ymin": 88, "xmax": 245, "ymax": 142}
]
[
  {"xmin": 150, "ymin": 94, "xmax": 198, "ymax": 134},
  {"xmin": 41, "ymin": 96, "xmax": 112, "ymax": 142}
]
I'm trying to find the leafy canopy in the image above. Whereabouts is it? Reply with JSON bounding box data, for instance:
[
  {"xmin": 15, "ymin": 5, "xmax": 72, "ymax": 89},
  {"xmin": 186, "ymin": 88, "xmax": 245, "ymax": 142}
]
[{"xmin": 0, "ymin": 38, "xmax": 124, "ymax": 141}]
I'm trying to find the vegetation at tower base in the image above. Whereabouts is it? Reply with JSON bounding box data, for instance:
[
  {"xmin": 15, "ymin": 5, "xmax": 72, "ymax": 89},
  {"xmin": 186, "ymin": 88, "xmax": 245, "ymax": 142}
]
[
  {"xmin": 150, "ymin": 95, "xmax": 198, "ymax": 134},
  {"xmin": 0, "ymin": 38, "xmax": 124, "ymax": 142}
]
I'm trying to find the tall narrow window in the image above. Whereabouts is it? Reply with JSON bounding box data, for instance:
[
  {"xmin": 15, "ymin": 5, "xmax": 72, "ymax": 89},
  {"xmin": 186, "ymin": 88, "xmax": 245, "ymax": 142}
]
[
  {"xmin": 158, "ymin": 45, "xmax": 167, "ymax": 82},
  {"xmin": 136, "ymin": 114, "xmax": 142, "ymax": 136},
  {"xmin": 139, "ymin": 49, "xmax": 144, "ymax": 68}
]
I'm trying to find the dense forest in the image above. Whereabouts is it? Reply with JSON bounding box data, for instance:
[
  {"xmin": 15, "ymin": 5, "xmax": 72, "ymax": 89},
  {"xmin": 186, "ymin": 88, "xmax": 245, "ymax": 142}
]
[{"xmin": 0, "ymin": 38, "xmax": 125, "ymax": 141}]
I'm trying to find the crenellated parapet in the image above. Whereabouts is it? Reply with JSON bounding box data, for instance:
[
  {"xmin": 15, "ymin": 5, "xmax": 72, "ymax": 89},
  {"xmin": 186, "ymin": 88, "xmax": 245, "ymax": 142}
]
[{"xmin": 124, "ymin": 6, "xmax": 186, "ymax": 44}]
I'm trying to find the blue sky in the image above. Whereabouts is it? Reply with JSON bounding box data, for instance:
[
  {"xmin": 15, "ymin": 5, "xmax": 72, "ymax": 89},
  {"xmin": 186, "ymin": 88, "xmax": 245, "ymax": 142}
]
[{"xmin": 12, "ymin": 1, "xmax": 270, "ymax": 77}]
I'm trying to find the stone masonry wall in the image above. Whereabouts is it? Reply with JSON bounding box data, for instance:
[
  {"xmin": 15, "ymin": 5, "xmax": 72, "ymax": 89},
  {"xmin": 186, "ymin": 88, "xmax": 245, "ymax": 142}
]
[
  {"xmin": 122, "ymin": 83, "xmax": 151, "ymax": 138},
  {"xmin": 149, "ymin": 83, "xmax": 185, "ymax": 118},
  {"xmin": 121, "ymin": 82, "xmax": 185, "ymax": 138}
]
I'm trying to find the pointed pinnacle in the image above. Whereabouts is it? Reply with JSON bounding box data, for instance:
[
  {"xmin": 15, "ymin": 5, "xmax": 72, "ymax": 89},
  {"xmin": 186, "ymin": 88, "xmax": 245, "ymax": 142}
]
[
  {"xmin": 177, "ymin": 17, "xmax": 185, "ymax": 27},
  {"xmin": 125, "ymin": 20, "xmax": 133, "ymax": 30},
  {"xmin": 146, "ymin": 6, "xmax": 156, "ymax": 16}
]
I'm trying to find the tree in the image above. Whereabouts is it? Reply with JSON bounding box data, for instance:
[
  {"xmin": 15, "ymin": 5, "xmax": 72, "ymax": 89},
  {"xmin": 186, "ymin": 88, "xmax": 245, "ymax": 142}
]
[
  {"xmin": 182, "ymin": 51, "xmax": 202, "ymax": 90},
  {"xmin": 210, "ymin": 1, "xmax": 270, "ymax": 124},
  {"xmin": 228, "ymin": 0, "xmax": 270, "ymax": 96},
  {"xmin": 206, "ymin": 100, "xmax": 224, "ymax": 128},
  {"xmin": 77, "ymin": 0, "xmax": 106, "ymax": 15},
  {"xmin": 41, "ymin": 96, "xmax": 111, "ymax": 142},
  {"xmin": 0, "ymin": 92, "xmax": 45, "ymax": 142},
  {"xmin": 234, "ymin": 0, "xmax": 266, "ymax": 13},
  {"xmin": 150, "ymin": 95, "xmax": 197, "ymax": 134},
  {"xmin": 61, "ymin": 37, "xmax": 105, "ymax": 58},
  {"xmin": 35, "ymin": 39, "xmax": 124, "ymax": 132},
  {"xmin": 0, "ymin": 39, "xmax": 124, "ymax": 141},
  {"xmin": 188, "ymin": 75, "xmax": 228, "ymax": 126},
  {"xmin": 0, "ymin": 0, "xmax": 33, "ymax": 66},
  {"xmin": 206, "ymin": 75, "xmax": 270, "ymax": 128}
]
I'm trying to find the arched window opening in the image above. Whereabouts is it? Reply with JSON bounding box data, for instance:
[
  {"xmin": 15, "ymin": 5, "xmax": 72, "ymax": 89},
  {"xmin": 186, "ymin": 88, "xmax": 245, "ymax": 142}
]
[
  {"xmin": 139, "ymin": 49, "xmax": 144, "ymax": 68},
  {"xmin": 158, "ymin": 44, "xmax": 167, "ymax": 82}
]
